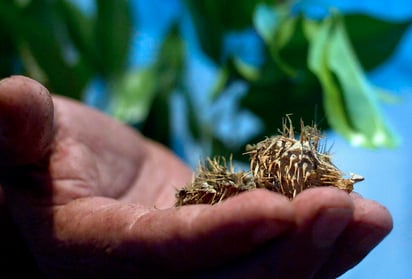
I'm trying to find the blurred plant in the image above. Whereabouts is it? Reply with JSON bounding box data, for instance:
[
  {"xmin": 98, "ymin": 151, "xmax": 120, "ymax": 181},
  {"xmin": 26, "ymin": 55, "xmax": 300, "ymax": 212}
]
[
  {"xmin": 185, "ymin": 0, "xmax": 410, "ymax": 157},
  {"xmin": 0, "ymin": 0, "xmax": 410, "ymax": 164},
  {"xmin": 0, "ymin": 0, "xmax": 132, "ymax": 99}
]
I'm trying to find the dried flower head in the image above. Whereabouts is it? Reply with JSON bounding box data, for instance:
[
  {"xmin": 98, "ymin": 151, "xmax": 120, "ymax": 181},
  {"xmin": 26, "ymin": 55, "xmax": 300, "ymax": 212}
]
[
  {"xmin": 175, "ymin": 116, "xmax": 363, "ymax": 206},
  {"xmin": 175, "ymin": 156, "xmax": 255, "ymax": 206},
  {"xmin": 245, "ymin": 116, "xmax": 363, "ymax": 199}
]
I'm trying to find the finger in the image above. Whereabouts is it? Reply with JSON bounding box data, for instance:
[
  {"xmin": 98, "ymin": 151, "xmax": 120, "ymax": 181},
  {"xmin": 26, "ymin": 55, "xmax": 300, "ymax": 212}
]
[
  {"xmin": 0, "ymin": 76, "xmax": 54, "ymax": 166},
  {"xmin": 314, "ymin": 193, "xmax": 393, "ymax": 278},
  {"xmin": 204, "ymin": 187, "xmax": 354, "ymax": 279},
  {"xmin": 142, "ymin": 190, "xmax": 294, "ymax": 272},
  {"xmin": 5, "ymin": 189, "xmax": 295, "ymax": 277},
  {"xmin": 276, "ymin": 187, "xmax": 354, "ymax": 278}
]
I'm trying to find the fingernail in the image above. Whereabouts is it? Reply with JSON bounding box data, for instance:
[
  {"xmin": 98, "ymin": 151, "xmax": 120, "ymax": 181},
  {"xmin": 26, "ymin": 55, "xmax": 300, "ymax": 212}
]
[{"xmin": 312, "ymin": 208, "xmax": 352, "ymax": 248}]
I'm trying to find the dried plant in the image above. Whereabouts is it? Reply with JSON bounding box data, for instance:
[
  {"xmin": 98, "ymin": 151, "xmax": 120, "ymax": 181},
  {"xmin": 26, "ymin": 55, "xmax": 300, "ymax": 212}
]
[
  {"xmin": 175, "ymin": 116, "xmax": 363, "ymax": 206},
  {"xmin": 175, "ymin": 156, "xmax": 255, "ymax": 206}
]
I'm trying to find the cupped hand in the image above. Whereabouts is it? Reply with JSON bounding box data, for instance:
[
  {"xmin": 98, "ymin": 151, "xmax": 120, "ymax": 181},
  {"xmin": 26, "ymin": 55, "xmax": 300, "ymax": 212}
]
[{"xmin": 0, "ymin": 76, "xmax": 392, "ymax": 278}]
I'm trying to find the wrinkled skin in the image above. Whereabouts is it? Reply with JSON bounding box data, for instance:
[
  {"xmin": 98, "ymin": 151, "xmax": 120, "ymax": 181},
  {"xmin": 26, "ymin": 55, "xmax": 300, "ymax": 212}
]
[{"xmin": 0, "ymin": 76, "xmax": 392, "ymax": 278}]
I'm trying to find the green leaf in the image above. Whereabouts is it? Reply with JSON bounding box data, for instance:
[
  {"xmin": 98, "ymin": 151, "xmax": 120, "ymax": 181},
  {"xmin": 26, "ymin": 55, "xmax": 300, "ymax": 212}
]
[
  {"xmin": 254, "ymin": 4, "xmax": 295, "ymax": 49},
  {"xmin": 56, "ymin": 0, "xmax": 96, "ymax": 71},
  {"xmin": 253, "ymin": 3, "xmax": 302, "ymax": 77},
  {"xmin": 254, "ymin": 4, "xmax": 281, "ymax": 44},
  {"xmin": 233, "ymin": 57, "xmax": 260, "ymax": 81},
  {"xmin": 109, "ymin": 68, "xmax": 157, "ymax": 124},
  {"xmin": 0, "ymin": 24, "xmax": 16, "ymax": 78},
  {"xmin": 240, "ymin": 73, "xmax": 324, "ymax": 142},
  {"xmin": 209, "ymin": 66, "xmax": 230, "ymax": 100},
  {"xmin": 139, "ymin": 85, "xmax": 172, "ymax": 146},
  {"xmin": 0, "ymin": 1, "xmax": 86, "ymax": 99},
  {"xmin": 153, "ymin": 25, "xmax": 185, "ymax": 101},
  {"xmin": 140, "ymin": 25, "xmax": 186, "ymax": 145},
  {"xmin": 184, "ymin": 0, "xmax": 272, "ymax": 63},
  {"xmin": 95, "ymin": 0, "xmax": 132, "ymax": 78},
  {"xmin": 343, "ymin": 14, "xmax": 411, "ymax": 70},
  {"xmin": 210, "ymin": 57, "xmax": 260, "ymax": 101},
  {"xmin": 306, "ymin": 14, "xmax": 399, "ymax": 148}
]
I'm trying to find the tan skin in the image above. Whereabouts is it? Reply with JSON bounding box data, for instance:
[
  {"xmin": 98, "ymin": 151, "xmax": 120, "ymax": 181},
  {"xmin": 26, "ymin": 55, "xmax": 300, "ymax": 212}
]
[{"xmin": 0, "ymin": 76, "xmax": 392, "ymax": 278}]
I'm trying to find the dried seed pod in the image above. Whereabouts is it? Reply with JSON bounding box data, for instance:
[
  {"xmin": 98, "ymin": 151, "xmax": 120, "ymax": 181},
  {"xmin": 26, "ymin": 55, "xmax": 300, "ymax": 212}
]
[
  {"xmin": 245, "ymin": 117, "xmax": 363, "ymax": 199},
  {"xmin": 175, "ymin": 116, "xmax": 363, "ymax": 205},
  {"xmin": 175, "ymin": 156, "xmax": 255, "ymax": 206}
]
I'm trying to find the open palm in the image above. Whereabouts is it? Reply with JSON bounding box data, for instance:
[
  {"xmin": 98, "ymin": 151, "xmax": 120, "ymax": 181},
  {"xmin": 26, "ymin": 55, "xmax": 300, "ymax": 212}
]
[{"xmin": 0, "ymin": 76, "xmax": 392, "ymax": 278}]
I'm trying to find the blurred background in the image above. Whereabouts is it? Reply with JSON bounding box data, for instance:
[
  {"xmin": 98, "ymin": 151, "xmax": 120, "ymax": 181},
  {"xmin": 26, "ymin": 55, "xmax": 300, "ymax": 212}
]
[{"xmin": 0, "ymin": 0, "xmax": 411, "ymax": 277}]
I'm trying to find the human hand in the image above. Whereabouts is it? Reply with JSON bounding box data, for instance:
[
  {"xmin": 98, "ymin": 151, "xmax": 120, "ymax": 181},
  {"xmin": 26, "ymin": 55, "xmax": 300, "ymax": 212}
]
[{"xmin": 0, "ymin": 76, "xmax": 392, "ymax": 278}]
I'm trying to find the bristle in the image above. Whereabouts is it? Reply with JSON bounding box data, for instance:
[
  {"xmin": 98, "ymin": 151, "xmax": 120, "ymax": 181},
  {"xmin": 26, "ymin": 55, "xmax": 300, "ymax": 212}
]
[{"xmin": 175, "ymin": 156, "xmax": 255, "ymax": 206}]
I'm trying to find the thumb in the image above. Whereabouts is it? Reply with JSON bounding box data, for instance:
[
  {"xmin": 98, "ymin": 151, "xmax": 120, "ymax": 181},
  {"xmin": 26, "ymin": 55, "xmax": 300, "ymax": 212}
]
[{"xmin": 0, "ymin": 76, "xmax": 54, "ymax": 166}]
